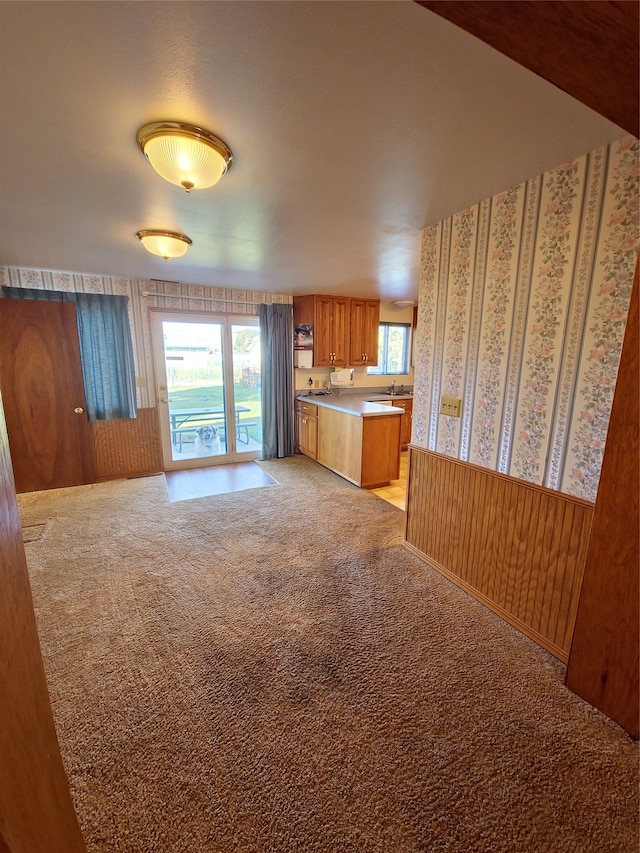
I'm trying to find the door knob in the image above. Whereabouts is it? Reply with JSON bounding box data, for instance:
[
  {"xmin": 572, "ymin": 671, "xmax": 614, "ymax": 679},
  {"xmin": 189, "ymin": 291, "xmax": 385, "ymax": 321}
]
[
  {"xmin": 160, "ymin": 398, "xmax": 169, "ymax": 403},
  {"xmin": 74, "ymin": 407, "xmax": 84, "ymax": 414}
]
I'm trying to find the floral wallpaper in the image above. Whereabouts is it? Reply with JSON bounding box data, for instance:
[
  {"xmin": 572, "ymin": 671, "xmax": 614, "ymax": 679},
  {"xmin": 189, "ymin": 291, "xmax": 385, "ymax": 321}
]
[
  {"xmin": 0, "ymin": 268, "xmax": 291, "ymax": 409},
  {"xmin": 413, "ymin": 135, "xmax": 639, "ymax": 502}
]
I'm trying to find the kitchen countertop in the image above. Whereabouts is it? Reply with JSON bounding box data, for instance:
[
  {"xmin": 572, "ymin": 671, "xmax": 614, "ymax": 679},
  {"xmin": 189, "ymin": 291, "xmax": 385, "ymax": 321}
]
[
  {"xmin": 296, "ymin": 391, "xmax": 411, "ymax": 417},
  {"xmin": 362, "ymin": 393, "xmax": 413, "ymax": 402}
]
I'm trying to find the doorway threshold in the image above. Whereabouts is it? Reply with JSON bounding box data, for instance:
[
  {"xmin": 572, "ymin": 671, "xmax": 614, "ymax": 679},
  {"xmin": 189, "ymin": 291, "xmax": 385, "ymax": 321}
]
[{"xmin": 164, "ymin": 461, "xmax": 277, "ymax": 502}]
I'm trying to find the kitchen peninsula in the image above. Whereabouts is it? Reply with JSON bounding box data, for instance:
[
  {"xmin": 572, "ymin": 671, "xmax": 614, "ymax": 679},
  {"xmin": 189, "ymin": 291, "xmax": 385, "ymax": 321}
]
[{"xmin": 295, "ymin": 392, "xmax": 409, "ymax": 488}]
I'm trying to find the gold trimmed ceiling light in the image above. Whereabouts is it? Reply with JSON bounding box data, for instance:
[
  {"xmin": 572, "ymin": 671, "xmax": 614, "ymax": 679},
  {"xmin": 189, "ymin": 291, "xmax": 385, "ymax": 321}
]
[
  {"xmin": 136, "ymin": 230, "xmax": 192, "ymax": 261},
  {"xmin": 136, "ymin": 121, "xmax": 233, "ymax": 192}
]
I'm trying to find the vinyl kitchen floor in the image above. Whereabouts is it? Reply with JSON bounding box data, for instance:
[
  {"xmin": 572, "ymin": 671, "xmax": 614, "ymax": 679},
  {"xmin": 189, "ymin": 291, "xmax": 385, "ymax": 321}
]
[{"xmin": 371, "ymin": 451, "xmax": 408, "ymax": 511}]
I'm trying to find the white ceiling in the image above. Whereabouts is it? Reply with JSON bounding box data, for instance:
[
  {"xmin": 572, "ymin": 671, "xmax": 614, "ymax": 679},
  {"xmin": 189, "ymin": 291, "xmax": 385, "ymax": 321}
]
[{"xmin": 0, "ymin": 1, "xmax": 625, "ymax": 302}]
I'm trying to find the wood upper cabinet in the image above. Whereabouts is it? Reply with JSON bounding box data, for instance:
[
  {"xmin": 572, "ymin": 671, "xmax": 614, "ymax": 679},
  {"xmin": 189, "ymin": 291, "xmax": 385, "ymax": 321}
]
[
  {"xmin": 315, "ymin": 296, "xmax": 349, "ymax": 367},
  {"xmin": 294, "ymin": 295, "xmax": 349, "ymax": 367},
  {"xmin": 293, "ymin": 295, "xmax": 380, "ymax": 368},
  {"xmin": 349, "ymin": 299, "xmax": 380, "ymax": 366}
]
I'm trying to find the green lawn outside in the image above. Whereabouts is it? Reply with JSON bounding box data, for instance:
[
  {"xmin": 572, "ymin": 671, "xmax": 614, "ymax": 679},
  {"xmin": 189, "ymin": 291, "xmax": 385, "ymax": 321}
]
[{"xmin": 168, "ymin": 383, "xmax": 262, "ymax": 445}]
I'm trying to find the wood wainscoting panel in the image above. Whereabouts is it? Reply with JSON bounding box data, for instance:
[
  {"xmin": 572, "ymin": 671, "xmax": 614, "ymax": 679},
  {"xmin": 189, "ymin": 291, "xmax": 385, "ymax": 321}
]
[
  {"xmin": 90, "ymin": 407, "xmax": 162, "ymax": 480},
  {"xmin": 404, "ymin": 447, "xmax": 594, "ymax": 660}
]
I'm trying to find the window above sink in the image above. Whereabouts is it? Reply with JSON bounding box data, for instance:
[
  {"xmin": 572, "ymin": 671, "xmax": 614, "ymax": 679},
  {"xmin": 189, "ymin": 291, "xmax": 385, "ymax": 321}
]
[{"xmin": 367, "ymin": 322, "xmax": 411, "ymax": 376}]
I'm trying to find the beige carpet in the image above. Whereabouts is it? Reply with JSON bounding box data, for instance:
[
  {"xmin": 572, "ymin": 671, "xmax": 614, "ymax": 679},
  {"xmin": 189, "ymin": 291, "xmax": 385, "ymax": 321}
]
[{"xmin": 18, "ymin": 457, "xmax": 638, "ymax": 853}]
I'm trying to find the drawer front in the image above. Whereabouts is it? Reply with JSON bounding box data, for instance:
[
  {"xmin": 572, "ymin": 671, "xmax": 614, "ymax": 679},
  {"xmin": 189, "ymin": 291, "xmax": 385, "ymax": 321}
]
[
  {"xmin": 392, "ymin": 399, "xmax": 412, "ymax": 412},
  {"xmin": 296, "ymin": 400, "xmax": 318, "ymax": 416}
]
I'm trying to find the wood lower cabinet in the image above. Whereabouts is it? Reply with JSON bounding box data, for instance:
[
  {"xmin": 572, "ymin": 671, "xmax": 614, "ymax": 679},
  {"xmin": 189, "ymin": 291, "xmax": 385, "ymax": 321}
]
[
  {"xmin": 392, "ymin": 398, "xmax": 412, "ymax": 449},
  {"xmin": 316, "ymin": 407, "xmax": 401, "ymax": 488},
  {"xmin": 295, "ymin": 399, "xmax": 318, "ymax": 459},
  {"xmin": 349, "ymin": 299, "xmax": 380, "ymax": 366}
]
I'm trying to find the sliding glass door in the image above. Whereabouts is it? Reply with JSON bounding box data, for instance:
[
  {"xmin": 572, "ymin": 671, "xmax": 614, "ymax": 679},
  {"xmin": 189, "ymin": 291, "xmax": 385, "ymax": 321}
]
[{"xmin": 151, "ymin": 312, "xmax": 262, "ymax": 470}]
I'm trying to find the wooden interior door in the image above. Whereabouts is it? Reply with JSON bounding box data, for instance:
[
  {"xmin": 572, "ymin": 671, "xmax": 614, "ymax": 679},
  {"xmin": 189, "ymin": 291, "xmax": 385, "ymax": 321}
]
[
  {"xmin": 0, "ymin": 300, "xmax": 93, "ymax": 492},
  {"xmin": 0, "ymin": 390, "xmax": 87, "ymax": 852},
  {"xmin": 565, "ymin": 258, "xmax": 639, "ymax": 738}
]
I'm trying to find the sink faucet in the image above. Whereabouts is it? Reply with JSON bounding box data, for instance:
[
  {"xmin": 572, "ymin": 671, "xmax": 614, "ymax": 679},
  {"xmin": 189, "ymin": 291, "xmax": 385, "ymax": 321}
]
[{"xmin": 388, "ymin": 381, "xmax": 396, "ymax": 393}]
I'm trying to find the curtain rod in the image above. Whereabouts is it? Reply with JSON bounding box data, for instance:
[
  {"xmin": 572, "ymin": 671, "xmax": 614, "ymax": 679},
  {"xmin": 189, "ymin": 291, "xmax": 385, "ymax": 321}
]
[{"xmin": 141, "ymin": 290, "xmax": 264, "ymax": 306}]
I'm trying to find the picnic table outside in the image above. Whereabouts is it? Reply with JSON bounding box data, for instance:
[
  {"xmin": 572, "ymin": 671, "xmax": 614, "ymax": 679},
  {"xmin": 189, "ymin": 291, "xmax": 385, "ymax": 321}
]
[{"xmin": 169, "ymin": 405, "xmax": 253, "ymax": 448}]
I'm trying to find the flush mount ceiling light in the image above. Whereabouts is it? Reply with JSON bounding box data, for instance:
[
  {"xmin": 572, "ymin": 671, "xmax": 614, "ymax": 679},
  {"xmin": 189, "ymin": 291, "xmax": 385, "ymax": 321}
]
[
  {"xmin": 136, "ymin": 230, "xmax": 192, "ymax": 261},
  {"xmin": 136, "ymin": 121, "xmax": 233, "ymax": 192},
  {"xmin": 391, "ymin": 300, "xmax": 415, "ymax": 309}
]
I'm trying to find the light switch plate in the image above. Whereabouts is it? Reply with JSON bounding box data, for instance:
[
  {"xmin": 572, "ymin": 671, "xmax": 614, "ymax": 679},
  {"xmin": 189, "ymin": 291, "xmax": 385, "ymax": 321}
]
[{"xmin": 440, "ymin": 396, "xmax": 462, "ymax": 417}]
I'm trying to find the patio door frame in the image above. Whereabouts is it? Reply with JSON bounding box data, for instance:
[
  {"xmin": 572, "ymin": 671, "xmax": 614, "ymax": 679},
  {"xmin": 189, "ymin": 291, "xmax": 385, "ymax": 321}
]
[{"xmin": 150, "ymin": 310, "xmax": 261, "ymax": 471}]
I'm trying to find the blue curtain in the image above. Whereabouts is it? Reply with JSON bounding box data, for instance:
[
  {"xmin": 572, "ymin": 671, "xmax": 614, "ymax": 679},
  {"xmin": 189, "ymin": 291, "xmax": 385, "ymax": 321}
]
[
  {"xmin": 2, "ymin": 287, "xmax": 137, "ymax": 421},
  {"xmin": 259, "ymin": 303, "xmax": 294, "ymax": 459}
]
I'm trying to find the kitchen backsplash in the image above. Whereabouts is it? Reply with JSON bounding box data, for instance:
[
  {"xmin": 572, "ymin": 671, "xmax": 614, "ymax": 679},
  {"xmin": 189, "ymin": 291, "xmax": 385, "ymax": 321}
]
[{"xmin": 294, "ymin": 366, "xmax": 414, "ymax": 393}]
